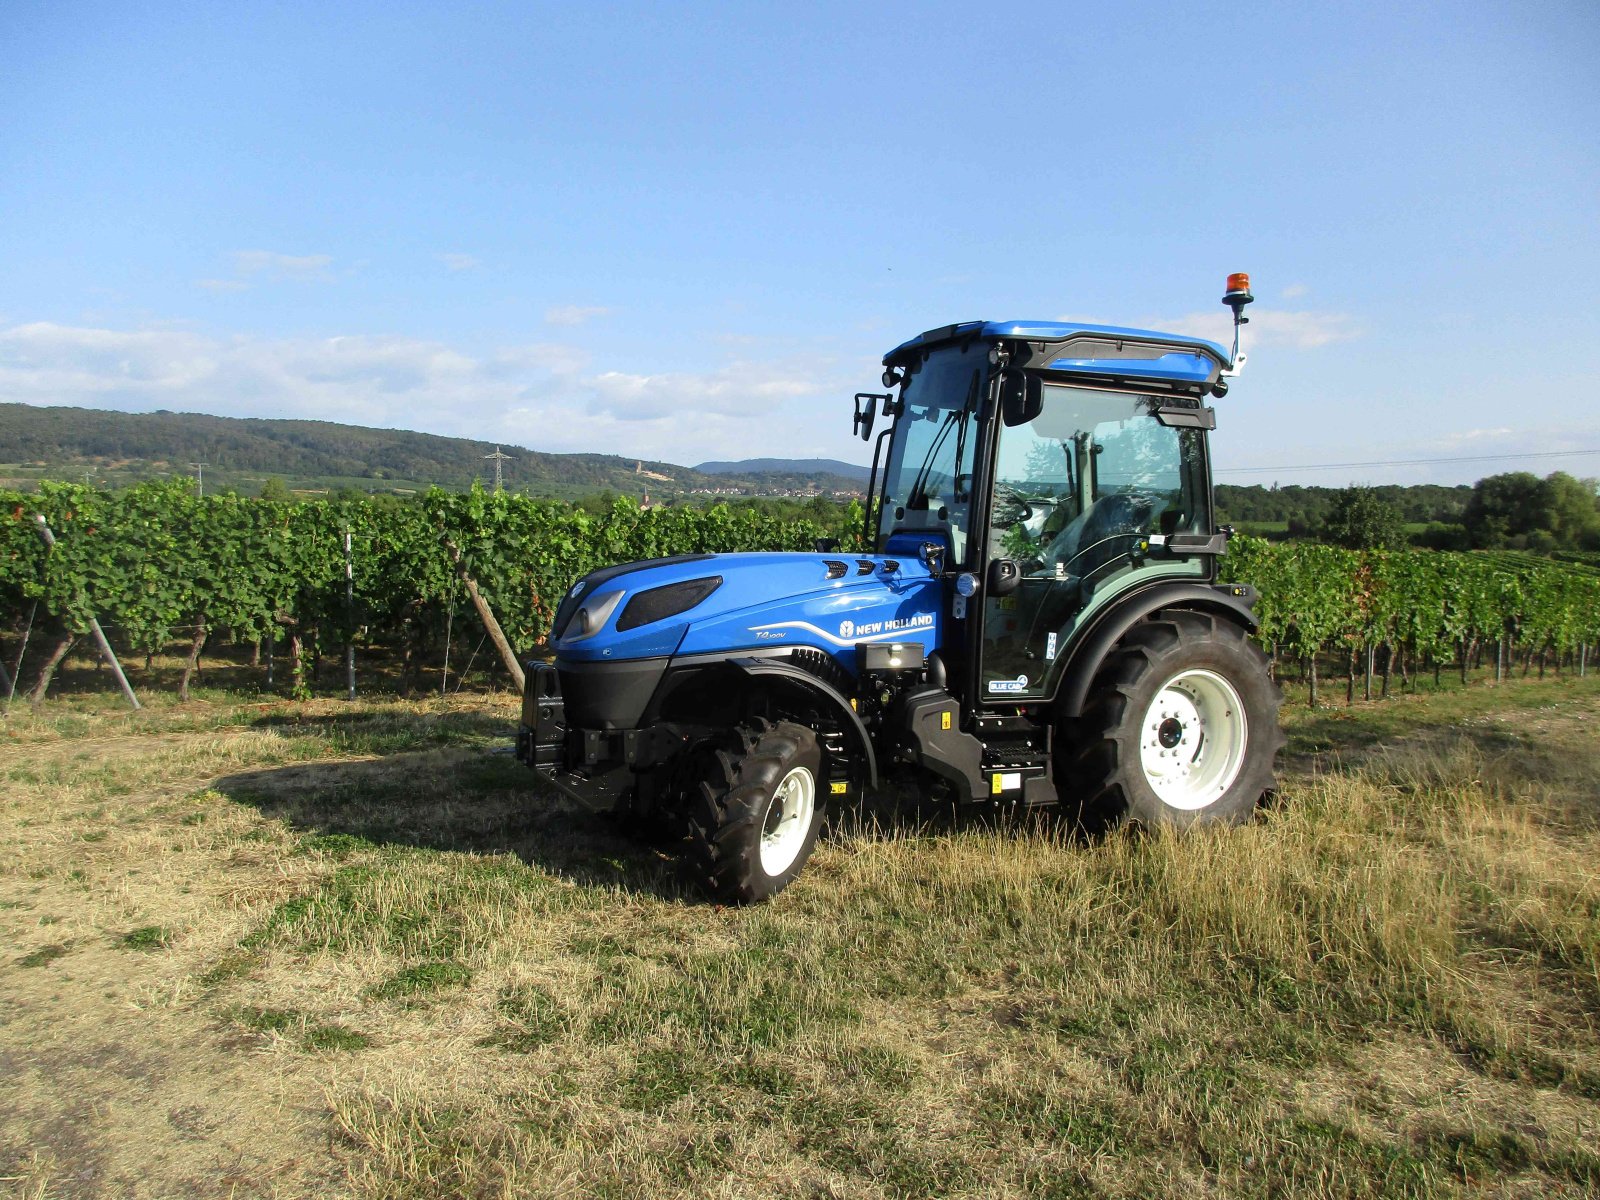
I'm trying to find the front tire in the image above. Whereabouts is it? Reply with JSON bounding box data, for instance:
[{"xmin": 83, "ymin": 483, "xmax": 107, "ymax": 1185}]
[
  {"xmin": 686, "ymin": 719, "xmax": 825, "ymax": 904},
  {"xmin": 1063, "ymin": 610, "xmax": 1283, "ymax": 832}
]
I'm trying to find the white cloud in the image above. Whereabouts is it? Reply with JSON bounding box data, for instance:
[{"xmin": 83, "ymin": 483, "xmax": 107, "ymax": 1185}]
[
  {"xmin": 1436, "ymin": 427, "xmax": 1516, "ymax": 446},
  {"xmin": 1280, "ymin": 282, "xmax": 1309, "ymax": 299},
  {"xmin": 583, "ymin": 366, "xmax": 815, "ymax": 422},
  {"xmin": 544, "ymin": 304, "xmax": 612, "ymax": 327},
  {"xmin": 0, "ymin": 323, "xmax": 219, "ymax": 395},
  {"xmin": 436, "ymin": 253, "xmax": 480, "ymax": 272},
  {"xmin": 487, "ymin": 343, "xmax": 588, "ymax": 376},
  {"xmin": 1154, "ymin": 308, "xmax": 1362, "ymax": 350},
  {"xmin": 0, "ymin": 320, "xmax": 859, "ymax": 465},
  {"xmin": 194, "ymin": 249, "xmax": 337, "ymax": 292},
  {"xmin": 232, "ymin": 250, "xmax": 335, "ymax": 280}
]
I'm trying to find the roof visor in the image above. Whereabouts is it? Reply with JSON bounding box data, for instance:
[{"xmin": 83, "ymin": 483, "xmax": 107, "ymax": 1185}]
[
  {"xmin": 1043, "ymin": 335, "xmax": 1223, "ymax": 388},
  {"xmin": 881, "ymin": 321, "xmax": 1232, "ymax": 386}
]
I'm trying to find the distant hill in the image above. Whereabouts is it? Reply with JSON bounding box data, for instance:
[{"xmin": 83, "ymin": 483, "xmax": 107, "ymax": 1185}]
[
  {"xmin": 0, "ymin": 403, "xmax": 865, "ymax": 500},
  {"xmin": 696, "ymin": 457, "xmax": 871, "ymax": 484}
]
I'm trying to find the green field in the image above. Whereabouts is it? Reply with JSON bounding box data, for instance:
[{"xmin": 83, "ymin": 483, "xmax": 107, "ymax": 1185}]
[{"xmin": 4, "ymin": 675, "xmax": 1599, "ymax": 1198}]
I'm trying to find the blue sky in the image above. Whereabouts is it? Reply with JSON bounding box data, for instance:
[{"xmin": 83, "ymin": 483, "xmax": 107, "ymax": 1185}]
[{"xmin": 2, "ymin": 0, "xmax": 1596, "ymax": 485}]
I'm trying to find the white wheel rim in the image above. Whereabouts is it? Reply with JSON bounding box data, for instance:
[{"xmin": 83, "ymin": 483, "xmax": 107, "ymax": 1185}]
[
  {"xmin": 759, "ymin": 765, "xmax": 816, "ymax": 877},
  {"xmin": 1139, "ymin": 668, "xmax": 1248, "ymax": 811}
]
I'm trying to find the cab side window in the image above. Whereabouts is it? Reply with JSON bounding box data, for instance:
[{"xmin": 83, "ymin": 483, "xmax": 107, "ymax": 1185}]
[{"xmin": 981, "ymin": 384, "xmax": 1210, "ymax": 700}]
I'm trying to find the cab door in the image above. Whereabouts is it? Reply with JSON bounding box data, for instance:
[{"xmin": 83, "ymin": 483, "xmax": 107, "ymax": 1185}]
[{"xmin": 979, "ymin": 383, "xmax": 1212, "ymax": 701}]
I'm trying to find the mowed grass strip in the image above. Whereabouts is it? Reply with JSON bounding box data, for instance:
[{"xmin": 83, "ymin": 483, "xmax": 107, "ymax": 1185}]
[
  {"xmin": 4, "ymin": 678, "xmax": 1599, "ymax": 1198},
  {"xmin": 209, "ymin": 679, "xmax": 1600, "ymax": 1198}
]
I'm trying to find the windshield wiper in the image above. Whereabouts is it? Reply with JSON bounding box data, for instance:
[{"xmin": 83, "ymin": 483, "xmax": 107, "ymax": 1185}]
[
  {"xmin": 907, "ymin": 372, "xmax": 979, "ymax": 509},
  {"xmin": 907, "ymin": 411, "xmax": 959, "ymax": 509}
]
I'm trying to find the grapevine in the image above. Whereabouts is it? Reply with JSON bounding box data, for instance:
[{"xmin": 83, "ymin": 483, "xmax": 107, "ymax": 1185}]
[{"xmin": 1, "ymin": 487, "xmax": 1594, "ymax": 703}]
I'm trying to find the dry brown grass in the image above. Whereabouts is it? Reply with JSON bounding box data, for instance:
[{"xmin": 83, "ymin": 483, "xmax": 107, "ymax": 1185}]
[{"xmin": 3, "ymin": 679, "xmax": 1598, "ymax": 1198}]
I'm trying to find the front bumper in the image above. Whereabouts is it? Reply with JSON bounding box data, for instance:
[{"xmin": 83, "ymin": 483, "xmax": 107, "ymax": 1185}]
[
  {"xmin": 518, "ymin": 662, "xmax": 617, "ymax": 811},
  {"xmin": 517, "ymin": 660, "xmax": 683, "ymax": 813}
]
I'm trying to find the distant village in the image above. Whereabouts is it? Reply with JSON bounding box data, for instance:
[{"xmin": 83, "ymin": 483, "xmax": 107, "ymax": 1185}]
[{"xmin": 631, "ymin": 461, "xmax": 861, "ymax": 504}]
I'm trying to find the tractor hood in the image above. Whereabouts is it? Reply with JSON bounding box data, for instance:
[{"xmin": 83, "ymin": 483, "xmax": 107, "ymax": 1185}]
[{"xmin": 549, "ymin": 550, "xmax": 942, "ymax": 667}]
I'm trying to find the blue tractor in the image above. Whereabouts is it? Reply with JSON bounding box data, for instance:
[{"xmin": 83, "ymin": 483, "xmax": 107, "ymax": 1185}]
[{"xmin": 518, "ymin": 275, "xmax": 1284, "ymax": 902}]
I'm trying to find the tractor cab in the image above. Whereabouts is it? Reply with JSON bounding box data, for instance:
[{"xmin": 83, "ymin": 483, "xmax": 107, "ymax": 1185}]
[{"xmin": 866, "ymin": 317, "xmax": 1236, "ymax": 712}]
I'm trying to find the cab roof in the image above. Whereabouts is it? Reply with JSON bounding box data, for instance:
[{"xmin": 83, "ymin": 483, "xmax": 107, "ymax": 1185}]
[{"xmin": 883, "ymin": 320, "xmax": 1233, "ymax": 388}]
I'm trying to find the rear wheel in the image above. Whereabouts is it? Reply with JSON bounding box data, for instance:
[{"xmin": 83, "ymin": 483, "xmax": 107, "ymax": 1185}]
[
  {"xmin": 1063, "ymin": 610, "xmax": 1283, "ymax": 832},
  {"xmin": 686, "ymin": 719, "xmax": 825, "ymax": 904}
]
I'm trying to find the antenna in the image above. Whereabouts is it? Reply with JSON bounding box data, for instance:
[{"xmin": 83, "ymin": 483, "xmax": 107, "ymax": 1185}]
[
  {"xmin": 483, "ymin": 445, "xmax": 512, "ymax": 491},
  {"xmin": 190, "ymin": 462, "xmax": 208, "ymax": 497}
]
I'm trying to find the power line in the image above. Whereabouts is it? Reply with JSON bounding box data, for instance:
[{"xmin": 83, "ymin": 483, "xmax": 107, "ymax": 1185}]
[{"xmin": 1215, "ymin": 448, "xmax": 1600, "ymax": 475}]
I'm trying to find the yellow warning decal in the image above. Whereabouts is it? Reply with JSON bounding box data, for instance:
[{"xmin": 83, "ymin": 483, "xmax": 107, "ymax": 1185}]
[
  {"xmin": 830, "ymin": 781, "xmax": 848, "ymax": 795},
  {"xmin": 941, "ymin": 711, "xmax": 952, "ymax": 730},
  {"xmin": 991, "ymin": 774, "xmax": 1003, "ymax": 796}
]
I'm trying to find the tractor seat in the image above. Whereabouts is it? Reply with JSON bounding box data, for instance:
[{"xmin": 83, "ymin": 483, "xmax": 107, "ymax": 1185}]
[{"xmin": 1072, "ymin": 492, "xmax": 1155, "ymax": 577}]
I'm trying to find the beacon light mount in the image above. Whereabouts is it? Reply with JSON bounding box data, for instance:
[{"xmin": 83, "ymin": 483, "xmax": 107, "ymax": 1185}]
[{"xmin": 1218, "ymin": 271, "xmax": 1254, "ymax": 380}]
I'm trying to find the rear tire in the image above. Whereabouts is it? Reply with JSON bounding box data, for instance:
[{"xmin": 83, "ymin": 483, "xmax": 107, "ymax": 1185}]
[
  {"xmin": 685, "ymin": 719, "xmax": 825, "ymax": 904},
  {"xmin": 1063, "ymin": 610, "xmax": 1284, "ymax": 832}
]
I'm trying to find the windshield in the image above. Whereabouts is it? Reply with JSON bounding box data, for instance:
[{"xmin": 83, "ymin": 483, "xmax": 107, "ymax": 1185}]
[{"xmin": 876, "ymin": 345, "xmax": 985, "ymax": 561}]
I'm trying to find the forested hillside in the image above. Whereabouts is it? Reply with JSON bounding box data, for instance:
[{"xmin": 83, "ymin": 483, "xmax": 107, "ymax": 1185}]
[
  {"xmin": 0, "ymin": 404, "xmax": 862, "ymax": 499},
  {"xmin": 1217, "ymin": 473, "xmax": 1599, "ymax": 553},
  {"xmin": 1214, "ymin": 482, "xmax": 1472, "ymax": 530},
  {"xmin": 697, "ymin": 457, "xmax": 871, "ymax": 483}
]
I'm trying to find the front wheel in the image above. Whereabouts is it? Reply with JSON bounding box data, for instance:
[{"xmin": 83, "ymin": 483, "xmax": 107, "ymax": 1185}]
[
  {"xmin": 1063, "ymin": 610, "xmax": 1284, "ymax": 831},
  {"xmin": 686, "ymin": 719, "xmax": 825, "ymax": 904}
]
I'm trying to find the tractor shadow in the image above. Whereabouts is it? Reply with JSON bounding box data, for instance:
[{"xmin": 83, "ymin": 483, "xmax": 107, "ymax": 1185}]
[
  {"xmin": 212, "ymin": 709, "xmax": 692, "ymax": 900},
  {"xmin": 209, "ymin": 708, "xmax": 1067, "ymax": 901}
]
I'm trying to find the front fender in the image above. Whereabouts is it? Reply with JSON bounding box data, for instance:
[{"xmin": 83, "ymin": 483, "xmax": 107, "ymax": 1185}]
[
  {"xmin": 729, "ymin": 657, "xmax": 878, "ymax": 787},
  {"xmin": 650, "ymin": 656, "xmax": 878, "ymax": 788}
]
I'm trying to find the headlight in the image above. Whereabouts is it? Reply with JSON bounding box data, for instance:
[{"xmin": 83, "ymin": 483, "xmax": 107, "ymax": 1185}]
[{"xmin": 562, "ymin": 590, "xmax": 623, "ymax": 641}]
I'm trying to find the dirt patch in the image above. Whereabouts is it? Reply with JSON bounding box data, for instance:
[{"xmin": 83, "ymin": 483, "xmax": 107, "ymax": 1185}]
[{"xmin": 1, "ymin": 908, "xmax": 337, "ymax": 1198}]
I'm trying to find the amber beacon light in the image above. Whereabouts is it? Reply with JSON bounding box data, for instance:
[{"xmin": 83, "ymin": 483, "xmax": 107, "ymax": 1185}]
[
  {"xmin": 1222, "ymin": 272, "xmax": 1254, "ymax": 316},
  {"xmin": 1218, "ymin": 271, "xmax": 1254, "ymax": 383}
]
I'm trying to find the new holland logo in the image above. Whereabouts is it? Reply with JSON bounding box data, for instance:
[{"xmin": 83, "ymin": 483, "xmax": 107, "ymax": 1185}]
[{"xmin": 751, "ymin": 612, "xmax": 933, "ymax": 647}]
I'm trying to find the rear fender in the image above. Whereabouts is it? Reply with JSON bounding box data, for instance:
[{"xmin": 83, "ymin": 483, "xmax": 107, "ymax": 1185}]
[{"xmin": 1055, "ymin": 583, "xmax": 1260, "ymax": 719}]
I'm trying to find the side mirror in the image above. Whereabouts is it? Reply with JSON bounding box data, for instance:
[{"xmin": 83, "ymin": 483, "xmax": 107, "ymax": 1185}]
[
  {"xmin": 986, "ymin": 558, "xmax": 1021, "ymax": 596},
  {"xmin": 999, "ymin": 369, "xmax": 1043, "ymax": 427},
  {"xmin": 854, "ymin": 392, "xmax": 887, "ymax": 441}
]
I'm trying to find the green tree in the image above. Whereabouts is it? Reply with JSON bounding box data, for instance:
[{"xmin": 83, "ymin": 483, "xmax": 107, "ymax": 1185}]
[
  {"xmin": 1463, "ymin": 472, "xmax": 1545, "ymax": 548},
  {"xmin": 258, "ymin": 477, "xmax": 293, "ymax": 504},
  {"xmin": 1465, "ymin": 470, "xmax": 1600, "ymax": 550},
  {"xmin": 1318, "ymin": 486, "xmax": 1404, "ymax": 550},
  {"xmin": 1543, "ymin": 472, "xmax": 1600, "ymax": 549}
]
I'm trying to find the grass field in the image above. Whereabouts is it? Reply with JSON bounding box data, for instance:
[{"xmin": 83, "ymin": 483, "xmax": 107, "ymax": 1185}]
[{"xmin": 3, "ymin": 676, "xmax": 1598, "ymax": 1198}]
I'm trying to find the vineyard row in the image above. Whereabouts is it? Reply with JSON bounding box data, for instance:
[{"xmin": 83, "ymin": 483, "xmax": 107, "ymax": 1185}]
[{"xmin": 3, "ymin": 481, "xmax": 1597, "ymax": 703}]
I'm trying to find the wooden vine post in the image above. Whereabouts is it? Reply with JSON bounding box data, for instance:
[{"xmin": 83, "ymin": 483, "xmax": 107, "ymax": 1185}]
[
  {"xmin": 33, "ymin": 516, "xmax": 140, "ymax": 711},
  {"xmin": 441, "ymin": 534, "xmax": 525, "ymax": 694}
]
